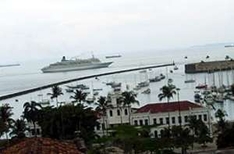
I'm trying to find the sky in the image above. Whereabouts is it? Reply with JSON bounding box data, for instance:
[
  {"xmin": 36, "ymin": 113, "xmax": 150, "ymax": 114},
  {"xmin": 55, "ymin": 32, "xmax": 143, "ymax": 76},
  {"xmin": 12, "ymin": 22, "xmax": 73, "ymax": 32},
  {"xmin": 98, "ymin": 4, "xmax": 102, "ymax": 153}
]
[{"xmin": 0, "ymin": 0, "xmax": 234, "ymax": 63}]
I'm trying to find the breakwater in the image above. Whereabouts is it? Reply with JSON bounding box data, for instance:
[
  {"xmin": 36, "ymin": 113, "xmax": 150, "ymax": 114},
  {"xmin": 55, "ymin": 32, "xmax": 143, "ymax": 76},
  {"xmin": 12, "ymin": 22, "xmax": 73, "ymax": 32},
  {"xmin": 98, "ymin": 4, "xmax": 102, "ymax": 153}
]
[
  {"xmin": 185, "ymin": 60, "xmax": 234, "ymax": 73},
  {"xmin": 0, "ymin": 63, "xmax": 174, "ymax": 101}
]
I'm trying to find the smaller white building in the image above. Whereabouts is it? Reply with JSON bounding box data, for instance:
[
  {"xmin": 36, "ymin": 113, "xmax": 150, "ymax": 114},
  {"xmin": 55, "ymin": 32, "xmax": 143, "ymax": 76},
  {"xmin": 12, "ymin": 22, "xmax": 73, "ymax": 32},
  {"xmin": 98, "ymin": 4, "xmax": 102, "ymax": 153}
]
[{"xmin": 95, "ymin": 100, "xmax": 211, "ymax": 138}]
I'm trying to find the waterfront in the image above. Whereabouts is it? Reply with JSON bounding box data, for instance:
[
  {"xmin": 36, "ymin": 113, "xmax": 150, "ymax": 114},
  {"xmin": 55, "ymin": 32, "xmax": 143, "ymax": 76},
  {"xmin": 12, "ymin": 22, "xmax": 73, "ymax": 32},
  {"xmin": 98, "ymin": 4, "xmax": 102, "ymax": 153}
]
[{"xmin": 1, "ymin": 46, "xmax": 234, "ymax": 120}]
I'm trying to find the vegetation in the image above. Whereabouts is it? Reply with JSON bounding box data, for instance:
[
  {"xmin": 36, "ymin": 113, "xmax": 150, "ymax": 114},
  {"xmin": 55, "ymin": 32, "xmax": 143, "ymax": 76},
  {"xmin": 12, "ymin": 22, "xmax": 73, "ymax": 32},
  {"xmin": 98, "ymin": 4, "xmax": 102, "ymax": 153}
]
[
  {"xmin": 47, "ymin": 85, "xmax": 64, "ymax": 107},
  {"xmin": 158, "ymin": 83, "xmax": 176, "ymax": 128},
  {"xmin": 23, "ymin": 101, "xmax": 42, "ymax": 137}
]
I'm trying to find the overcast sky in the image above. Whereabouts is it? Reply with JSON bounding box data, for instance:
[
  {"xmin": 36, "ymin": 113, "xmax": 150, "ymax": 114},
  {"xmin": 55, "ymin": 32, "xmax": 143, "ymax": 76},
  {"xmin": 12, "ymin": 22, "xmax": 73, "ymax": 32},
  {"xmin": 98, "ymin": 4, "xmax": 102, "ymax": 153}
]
[{"xmin": 0, "ymin": 0, "xmax": 233, "ymax": 62}]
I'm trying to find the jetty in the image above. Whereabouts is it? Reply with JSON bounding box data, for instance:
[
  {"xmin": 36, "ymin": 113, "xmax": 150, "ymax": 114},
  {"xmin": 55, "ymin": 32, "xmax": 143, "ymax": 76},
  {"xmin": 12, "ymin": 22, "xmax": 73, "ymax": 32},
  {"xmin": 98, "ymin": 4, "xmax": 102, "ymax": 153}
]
[
  {"xmin": 0, "ymin": 64, "xmax": 20, "ymax": 68},
  {"xmin": 0, "ymin": 63, "xmax": 174, "ymax": 101},
  {"xmin": 185, "ymin": 60, "xmax": 234, "ymax": 73}
]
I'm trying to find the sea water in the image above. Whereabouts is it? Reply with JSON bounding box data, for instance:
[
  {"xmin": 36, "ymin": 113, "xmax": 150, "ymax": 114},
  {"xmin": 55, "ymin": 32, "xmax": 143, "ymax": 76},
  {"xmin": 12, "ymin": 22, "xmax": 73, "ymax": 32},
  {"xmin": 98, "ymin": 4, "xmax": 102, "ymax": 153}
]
[{"xmin": 1, "ymin": 45, "xmax": 234, "ymax": 120}]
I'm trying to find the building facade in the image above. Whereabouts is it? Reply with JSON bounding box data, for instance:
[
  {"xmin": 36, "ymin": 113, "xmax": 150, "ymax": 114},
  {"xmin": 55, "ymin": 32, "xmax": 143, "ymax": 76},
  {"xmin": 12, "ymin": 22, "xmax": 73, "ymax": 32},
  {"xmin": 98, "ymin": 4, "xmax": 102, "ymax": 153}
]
[{"xmin": 95, "ymin": 99, "xmax": 211, "ymax": 138}]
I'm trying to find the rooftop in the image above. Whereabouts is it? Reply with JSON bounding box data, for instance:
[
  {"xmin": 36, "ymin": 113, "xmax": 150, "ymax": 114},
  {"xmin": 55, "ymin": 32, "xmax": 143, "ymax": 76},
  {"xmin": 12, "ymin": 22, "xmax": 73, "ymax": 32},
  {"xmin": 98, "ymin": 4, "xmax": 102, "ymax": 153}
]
[
  {"xmin": 2, "ymin": 138, "xmax": 82, "ymax": 154},
  {"xmin": 135, "ymin": 100, "xmax": 204, "ymax": 114}
]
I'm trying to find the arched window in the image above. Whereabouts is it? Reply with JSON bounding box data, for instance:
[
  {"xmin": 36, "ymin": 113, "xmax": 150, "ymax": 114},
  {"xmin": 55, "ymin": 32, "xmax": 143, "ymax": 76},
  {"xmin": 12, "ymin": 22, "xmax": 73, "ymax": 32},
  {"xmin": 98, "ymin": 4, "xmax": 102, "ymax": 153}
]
[
  {"xmin": 117, "ymin": 109, "xmax": 120, "ymax": 116},
  {"xmin": 124, "ymin": 109, "xmax": 128, "ymax": 115},
  {"xmin": 109, "ymin": 110, "xmax": 113, "ymax": 117}
]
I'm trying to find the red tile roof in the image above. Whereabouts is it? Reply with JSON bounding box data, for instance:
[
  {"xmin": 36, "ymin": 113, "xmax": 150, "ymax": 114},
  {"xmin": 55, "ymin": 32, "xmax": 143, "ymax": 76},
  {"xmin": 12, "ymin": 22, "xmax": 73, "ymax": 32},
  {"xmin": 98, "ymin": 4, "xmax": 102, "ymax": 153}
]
[
  {"xmin": 135, "ymin": 100, "xmax": 203, "ymax": 114},
  {"xmin": 2, "ymin": 138, "xmax": 82, "ymax": 154}
]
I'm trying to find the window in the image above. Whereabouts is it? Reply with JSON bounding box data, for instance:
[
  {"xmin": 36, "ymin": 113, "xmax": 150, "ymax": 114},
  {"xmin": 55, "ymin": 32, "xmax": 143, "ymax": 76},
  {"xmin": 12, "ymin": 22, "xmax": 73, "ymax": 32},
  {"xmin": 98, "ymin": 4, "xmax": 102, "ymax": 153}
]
[
  {"xmin": 178, "ymin": 116, "xmax": 182, "ymax": 124},
  {"xmin": 96, "ymin": 124, "xmax": 100, "ymax": 130},
  {"xmin": 160, "ymin": 118, "xmax": 163, "ymax": 124},
  {"xmin": 31, "ymin": 129, "xmax": 35, "ymax": 135},
  {"xmin": 37, "ymin": 129, "xmax": 40, "ymax": 135},
  {"xmin": 124, "ymin": 109, "xmax": 128, "ymax": 115},
  {"xmin": 154, "ymin": 131, "xmax": 158, "ymax": 138},
  {"xmin": 102, "ymin": 123, "xmax": 105, "ymax": 129},
  {"xmin": 184, "ymin": 116, "xmax": 188, "ymax": 123},
  {"xmin": 166, "ymin": 117, "xmax": 170, "ymax": 124},
  {"xmin": 117, "ymin": 110, "xmax": 120, "ymax": 116},
  {"xmin": 139, "ymin": 120, "xmax": 143, "ymax": 126},
  {"xmin": 199, "ymin": 115, "xmax": 202, "ymax": 120},
  {"xmin": 145, "ymin": 119, "xmax": 148, "ymax": 125},
  {"xmin": 153, "ymin": 118, "xmax": 157, "ymax": 125},
  {"xmin": 134, "ymin": 120, "xmax": 138, "ymax": 126},
  {"xmin": 204, "ymin": 114, "xmax": 208, "ymax": 121},
  {"xmin": 172, "ymin": 117, "xmax": 175, "ymax": 124},
  {"xmin": 109, "ymin": 110, "xmax": 113, "ymax": 117}
]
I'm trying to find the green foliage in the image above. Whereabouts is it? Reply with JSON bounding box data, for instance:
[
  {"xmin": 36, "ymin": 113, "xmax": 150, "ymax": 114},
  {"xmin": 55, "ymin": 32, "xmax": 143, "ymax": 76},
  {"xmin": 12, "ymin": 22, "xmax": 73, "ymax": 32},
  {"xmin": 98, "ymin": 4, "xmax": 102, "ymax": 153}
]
[
  {"xmin": 158, "ymin": 84, "xmax": 176, "ymax": 102},
  {"xmin": 188, "ymin": 116, "xmax": 212, "ymax": 146},
  {"xmin": 216, "ymin": 124, "xmax": 234, "ymax": 148},
  {"xmin": 70, "ymin": 89, "xmax": 87, "ymax": 104},
  {"xmin": 47, "ymin": 85, "xmax": 63, "ymax": 107},
  {"xmin": 37, "ymin": 103, "xmax": 98, "ymax": 144},
  {"xmin": 10, "ymin": 119, "xmax": 28, "ymax": 139},
  {"xmin": 0, "ymin": 104, "xmax": 14, "ymax": 138},
  {"xmin": 23, "ymin": 101, "xmax": 42, "ymax": 137}
]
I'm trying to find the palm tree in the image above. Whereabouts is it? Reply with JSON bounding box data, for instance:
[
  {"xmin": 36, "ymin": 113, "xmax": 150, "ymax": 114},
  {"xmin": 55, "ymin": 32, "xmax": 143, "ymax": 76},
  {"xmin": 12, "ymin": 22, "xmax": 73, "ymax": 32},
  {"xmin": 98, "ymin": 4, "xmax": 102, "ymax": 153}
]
[
  {"xmin": 70, "ymin": 89, "xmax": 87, "ymax": 105},
  {"xmin": 23, "ymin": 101, "xmax": 42, "ymax": 137},
  {"xmin": 10, "ymin": 119, "xmax": 28, "ymax": 139},
  {"xmin": 122, "ymin": 91, "xmax": 139, "ymax": 124},
  {"xmin": 0, "ymin": 104, "xmax": 13, "ymax": 140},
  {"xmin": 47, "ymin": 85, "xmax": 63, "ymax": 107},
  {"xmin": 95, "ymin": 96, "xmax": 112, "ymax": 136},
  {"xmin": 158, "ymin": 84, "xmax": 176, "ymax": 128}
]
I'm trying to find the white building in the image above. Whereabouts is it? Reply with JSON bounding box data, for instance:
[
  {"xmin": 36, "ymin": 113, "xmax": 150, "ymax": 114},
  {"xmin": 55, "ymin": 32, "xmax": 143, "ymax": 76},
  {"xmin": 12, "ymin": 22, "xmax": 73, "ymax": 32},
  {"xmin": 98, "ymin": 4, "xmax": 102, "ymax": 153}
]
[
  {"xmin": 131, "ymin": 100, "xmax": 211, "ymax": 138},
  {"xmin": 95, "ymin": 99, "xmax": 211, "ymax": 138}
]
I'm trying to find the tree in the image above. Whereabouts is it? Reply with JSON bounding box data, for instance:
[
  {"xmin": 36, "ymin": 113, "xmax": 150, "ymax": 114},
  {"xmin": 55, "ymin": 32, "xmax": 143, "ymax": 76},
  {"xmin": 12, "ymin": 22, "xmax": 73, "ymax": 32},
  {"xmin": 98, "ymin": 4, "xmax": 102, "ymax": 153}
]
[
  {"xmin": 158, "ymin": 84, "xmax": 176, "ymax": 128},
  {"xmin": 215, "ymin": 109, "xmax": 227, "ymax": 133},
  {"xmin": 10, "ymin": 119, "xmax": 28, "ymax": 139},
  {"xmin": 47, "ymin": 85, "xmax": 63, "ymax": 107},
  {"xmin": 171, "ymin": 126, "xmax": 193, "ymax": 154},
  {"xmin": 70, "ymin": 89, "xmax": 87, "ymax": 105},
  {"xmin": 0, "ymin": 104, "xmax": 13, "ymax": 140},
  {"xmin": 23, "ymin": 101, "xmax": 42, "ymax": 137},
  {"xmin": 38, "ymin": 103, "xmax": 98, "ymax": 143},
  {"xmin": 95, "ymin": 96, "xmax": 112, "ymax": 136},
  {"xmin": 121, "ymin": 91, "xmax": 139, "ymax": 124}
]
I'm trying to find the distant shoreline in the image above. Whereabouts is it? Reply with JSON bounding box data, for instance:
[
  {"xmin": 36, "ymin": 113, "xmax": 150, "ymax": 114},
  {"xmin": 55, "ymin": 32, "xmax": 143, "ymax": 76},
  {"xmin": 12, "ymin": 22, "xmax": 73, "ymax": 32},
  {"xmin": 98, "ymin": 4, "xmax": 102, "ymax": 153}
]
[{"xmin": 0, "ymin": 64, "xmax": 20, "ymax": 68}]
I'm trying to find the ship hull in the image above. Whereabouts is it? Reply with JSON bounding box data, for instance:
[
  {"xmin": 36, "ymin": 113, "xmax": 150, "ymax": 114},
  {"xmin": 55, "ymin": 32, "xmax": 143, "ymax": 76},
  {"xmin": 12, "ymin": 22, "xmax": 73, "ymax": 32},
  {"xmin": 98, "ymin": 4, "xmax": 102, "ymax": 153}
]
[{"xmin": 41, "ymin": 62, "xmax": 113, "ymax": 73}]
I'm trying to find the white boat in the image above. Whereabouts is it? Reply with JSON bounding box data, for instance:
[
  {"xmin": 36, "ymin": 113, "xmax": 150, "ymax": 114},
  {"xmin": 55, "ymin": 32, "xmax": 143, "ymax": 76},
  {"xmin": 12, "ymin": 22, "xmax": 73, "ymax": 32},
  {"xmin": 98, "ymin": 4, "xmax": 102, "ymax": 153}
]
[
  {"xmin": 142, "ymin": 88, "xmax": 151, "ymax": 94},
  {"xmin": 184, "ymin": 79, "xmax": 195, "ymax": 83},
  {"xmin": 41, "ymin": 55, "xmax": 113, "ymax": 73}
]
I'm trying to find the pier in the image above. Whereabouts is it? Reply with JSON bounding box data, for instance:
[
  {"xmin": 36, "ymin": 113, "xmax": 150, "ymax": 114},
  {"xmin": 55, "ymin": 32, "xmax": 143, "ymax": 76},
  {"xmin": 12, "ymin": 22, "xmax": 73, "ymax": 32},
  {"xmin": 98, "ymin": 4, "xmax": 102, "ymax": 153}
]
[{"xmin": 0, "ymin": 63, "xmax": 174, "ymax": 101}]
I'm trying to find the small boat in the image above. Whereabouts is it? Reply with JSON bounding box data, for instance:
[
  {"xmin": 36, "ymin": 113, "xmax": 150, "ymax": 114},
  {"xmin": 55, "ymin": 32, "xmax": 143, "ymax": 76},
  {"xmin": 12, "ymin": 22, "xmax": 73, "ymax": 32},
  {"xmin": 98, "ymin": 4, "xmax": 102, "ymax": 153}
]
[
  {"xmin": 66, "ymin": 84, "xmax": 89, "ymax": 90},
  {"xmin": 111, "ymin": 82, "xmax": 121, "ymax": 88},
  {"xmin": 93, "ymin": 88, "xmax": 103, "ymax": 91},
  {"xmin": 149, "ymin": 76, "xmax": 161, "ymax": 82},
  {"xmin": 139, "ymin": 70, "xmax": 147, "ymax": 73},
  {"xmin": 174, "ymin": 66, "xmax": 178, "ymax": 70},
  {"xmin": 66, "ymin": 89, "xmax": 74, "ymax": 93},
  {"xmin": 159, "ymin": 74, "xmax": 165, "ymax": 80},
  {"xmin": 105, "ymin": 55, "xmax": 121, "ymax": 59},
  {"xmin": 138, "ymin": 81, "xmax": 149, "ymax": 87},
  {"xmin": 142, "ymin": 88, "xmax": 151, "ymax": 94},
  {"xmin": 93, "ymin": 91, "xmax": 99, "ymax": 96},
  {"xmin": 184, "ymin": 79, "xmax": 195, "ymax": 83},
  {"xmin": 133, "ymin": 85, "xmax": 141, "ymax": 91},
  {"xmin": 195, "ymin": 84, "xmax": 207, "ymax": 89},
  {"xmin": 224, "ymin": 44, "xmax": 234, "ymax": 48}
]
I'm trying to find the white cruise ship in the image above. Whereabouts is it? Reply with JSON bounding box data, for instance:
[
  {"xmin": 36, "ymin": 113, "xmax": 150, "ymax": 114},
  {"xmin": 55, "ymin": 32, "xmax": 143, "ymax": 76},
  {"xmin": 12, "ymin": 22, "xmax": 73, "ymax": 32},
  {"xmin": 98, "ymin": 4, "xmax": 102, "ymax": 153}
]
[{"xmin": 41, "ymin": 56, "xmax": 113, "ymax": 73}]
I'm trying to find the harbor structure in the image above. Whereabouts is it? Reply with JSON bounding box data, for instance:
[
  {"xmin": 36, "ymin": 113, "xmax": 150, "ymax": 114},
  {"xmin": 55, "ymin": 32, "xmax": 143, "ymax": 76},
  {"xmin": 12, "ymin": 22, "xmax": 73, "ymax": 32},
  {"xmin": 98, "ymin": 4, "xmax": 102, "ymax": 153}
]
[{"xmin": 185, "ymin": 60, "xmax": 234, "ymax": 73}]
